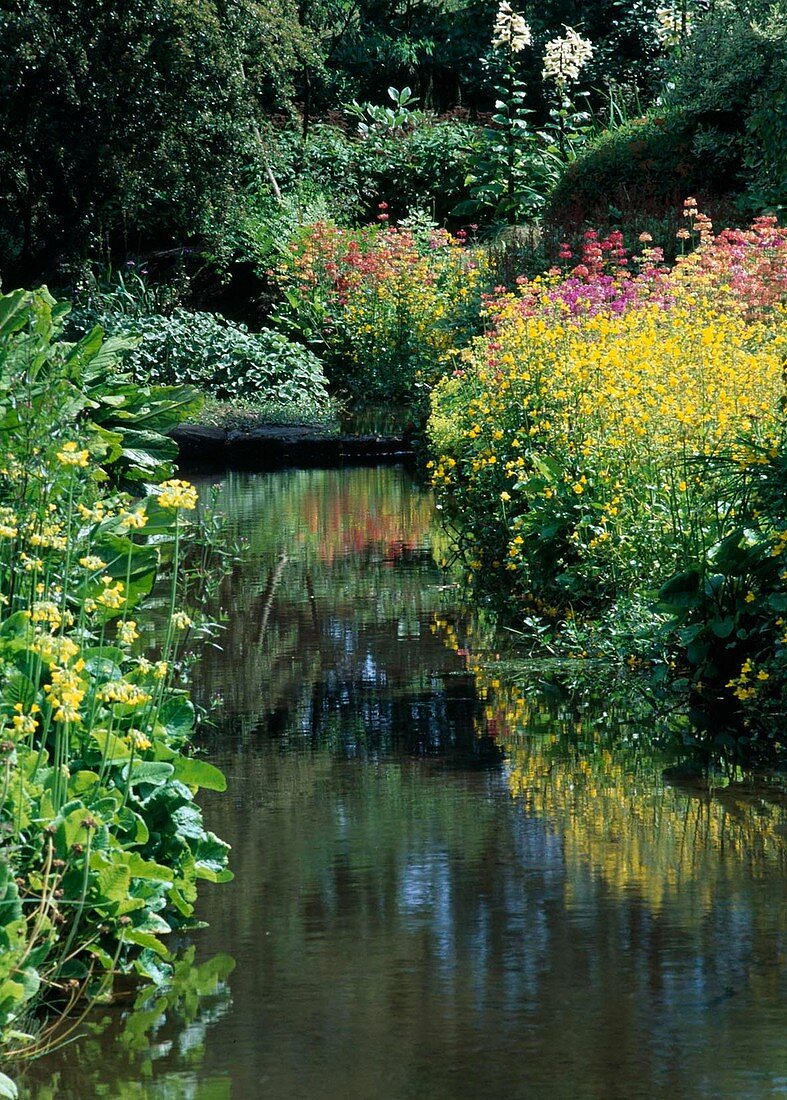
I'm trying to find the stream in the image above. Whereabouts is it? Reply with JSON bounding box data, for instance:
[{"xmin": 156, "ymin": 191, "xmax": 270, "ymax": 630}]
[{"xmin": 24, "ymin": 465, "xmax": 787, "ymax": 1099}]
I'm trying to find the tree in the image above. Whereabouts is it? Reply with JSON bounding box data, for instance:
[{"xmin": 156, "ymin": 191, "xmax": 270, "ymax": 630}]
[{"xmin": 0, "ymin": 0, "xmax": 314, "ymax": 281}]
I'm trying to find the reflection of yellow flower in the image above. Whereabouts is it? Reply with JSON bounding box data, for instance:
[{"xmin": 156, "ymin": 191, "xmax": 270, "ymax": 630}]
[
  {"xmin": 171, "ymin": 611, "xmax": 193, "ymax": 630},
  {"xmin": 158, "ymin": 479, "xmax": 198, "ymax": 511},
  {"xmin": 56, "ymin": 441, "xmax": 89, "ymax": 468}
]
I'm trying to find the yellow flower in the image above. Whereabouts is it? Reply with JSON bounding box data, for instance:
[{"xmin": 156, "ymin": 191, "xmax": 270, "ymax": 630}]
[
  {"xmin": 171, "ymin": 611, "xmax": 193, "ymax": 630},
  {"xmin": 158, "ymin": 479, "xmax": 198, "ymax": 511},
  {"xmin": 31, "ymin": 600, "xmax": 62, "ymax": 628},
  {"xmin": 12, "ymin": 712, "xmax": 38, "ymax": 736},
  {"xmin": 126, "ymin": 729, "xmax": 152, "ymax": 751},
  {"xmin": 119, "ymin": 507, "xmax": 147, "ymax": 531},
  {"xmin": 97, "ymin": 582, "xmax": 125, "ymax": 610},
  {"xmin": 116, "ymin": 620, "xmax": 139, "ymax": 645},
  {"xmin": 56, "ymin": 441, "xmax": 89, "ymax": 468},
  {"xmin": 79, "ymin": 555, "xmax": 107, "ymax": 571},
  {"xmin": 98, "ymin": 679, "xmax": 152, "ymax": 707}
]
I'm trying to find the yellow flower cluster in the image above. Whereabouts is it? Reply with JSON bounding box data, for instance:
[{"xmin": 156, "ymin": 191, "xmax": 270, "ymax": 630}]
[
  {"xmin": 56, "ymin": 441, "xmax": 90, "ymax": 468},
  {"xmin": 97, "ymin": 679, "xmax": 152, "ymax": 707},
  {"xmin": 45, "ymin": 665, "xmax": 87, "ymax": 723},
  {"xmin": 158, "ymin": 479, "xmax": 198, "ymax": 511},
  {"xmin": 430, "ymin": 290, "xmax": 787, "ymax": 594},
  {"xmin": 32, "ymin": 632, "xmax": 80, "ymax": 669},
  {"xmin": 97, "ymin": 576, "xmax": 125, "ymax": 610},
  {"xmin": 117, "ymin": 619, "xmax": 139, "ymax": 645}
]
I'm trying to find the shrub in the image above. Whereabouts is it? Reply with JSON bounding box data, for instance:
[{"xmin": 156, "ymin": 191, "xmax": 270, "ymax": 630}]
[
  {"xmin": 543, "ymin": 112, "xmax": 736, "ymax": 252},
  {"xmin": 74, "ymin": 303, "xmax": 332, "ymax": 414},
  {"xmin": 427, "ymin": 208, "xmax": 787, "ymax": 746},
  {"xmin": 665, "ymin": 1, "xmax": 787, "ymax": 212},
  {"xmin": 270, "ymin": 218, "xmax": 490, "ymax": 400},
  {"xmin": 268, "ymin": 116, "xmax": 480, "ymax": 226}
]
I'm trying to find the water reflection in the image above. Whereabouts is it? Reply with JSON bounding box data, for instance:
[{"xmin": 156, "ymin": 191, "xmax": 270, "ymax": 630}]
[{"xmin": 27, "ymin": 467, "xmax": 787, "ymax": 1099}]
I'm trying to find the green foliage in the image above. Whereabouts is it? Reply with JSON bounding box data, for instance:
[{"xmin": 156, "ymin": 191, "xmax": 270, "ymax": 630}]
[
  {"xmin": 0, "ymin": 0, "xmax": 315, "ymax": 277},
  {"xmin": 665, "ymin": 0, "xmax": 787, "ymax": 211},
  {"xmin": 0, "ymin": 288, "xmax": 203, "ymax": 486},
  {"xmin": 267, "ymin": 115, "xmax": 479, "ymax": 226},
  {"xmin": 0, "ymin": 288, "xmax": 231, "ymax": 1058},
  {"xmin": 104, "ymin": 309, "xmax": 331, "ymax": 411},
  {"xmin": 656, "ymin": 439, "xmax": 787, "ymax": 749},
  {"xmin": 543, "ymin": 110, "xmax": 734, "ymax": 246},
  {"xmin": 457, "ymin": 66, "xmax": 559, "ymax": 224}
]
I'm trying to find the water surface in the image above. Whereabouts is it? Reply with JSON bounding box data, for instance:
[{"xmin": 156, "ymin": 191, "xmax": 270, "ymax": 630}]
[{"xmin": 25, "ymin": 467, "xmax": 787, "ymax": 1099}]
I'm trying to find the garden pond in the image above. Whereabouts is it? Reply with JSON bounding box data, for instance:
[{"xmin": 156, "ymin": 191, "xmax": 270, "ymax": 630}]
[{"xmin": 21, "ymin": 465, "xmax": 787, "ymax": 1099}]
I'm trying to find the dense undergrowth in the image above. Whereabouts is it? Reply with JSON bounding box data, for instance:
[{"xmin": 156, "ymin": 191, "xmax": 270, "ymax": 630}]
[
  {"xmin": 427, "ymin": 206, "xmax": 787, "ymax": 754},
  {"xmin": 0, "ymin": 289, "xmax": 231, "ymax": 1077}
]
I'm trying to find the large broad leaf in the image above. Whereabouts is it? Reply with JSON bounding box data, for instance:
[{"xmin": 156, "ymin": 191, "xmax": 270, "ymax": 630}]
[
  {"xmin": 0, "ymin": 289, "xmax": 33, "ymax": 339},
  {"xmin": 94, "ymin": 385, "xmax": 203, "ymax": 433},
  {"xmin": 657, "ymin": 568, "xmax": 702, "ymax": 611},
  {"xmin": 115, "ymin": 427, "xmax": 179, "ymax": 477},
  {"xmin": 91, "ymin": 729, "xmax": 132, "ymax": 763},
  {"xmin": 78, "ymin": 330, "xmax": 140, "ymax": 383},
  {"xmin": 123, "ymin": 761, "xmax": 175, "ymax": 787},
  {"xmin": 172, "ymin": 756, "xmax": 227, "ymax": 792},
  {"xmin": 159, "ymin": 695, "xmax": 195, "ymax": 739},
  {"xmin": 122, "ymin": 929, "xmax": 169, "ymax": 958},
  {"xmin": 0, "ymin": 1071, "xmax": 18, "ymax": 1099}
]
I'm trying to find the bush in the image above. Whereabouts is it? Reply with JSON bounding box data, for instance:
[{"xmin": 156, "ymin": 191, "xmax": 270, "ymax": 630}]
[
  {"xmin": 665, "ymin": 1, "xmax": 787, "ymax": 212},
  {"xmin": 0, "ymin": 0, "xmax": 314, "ymax": 279},
  {"xmin": 543, "ymin": 111, "xmax": 736, "ymax": 252},
  {"xmin": 71, "ymin": 297, "xmax": 332, "ymax": 414},
  {"xmin": 268, "ymin": 116, "xmax": 479, "ymax": 226},
  {"xmin": 270, "ymin": 218, "xmax": 489, "ymax": 400},
  {"xmin": 427, "ymin": 208, "xmax": 787, "ymax": 747}
]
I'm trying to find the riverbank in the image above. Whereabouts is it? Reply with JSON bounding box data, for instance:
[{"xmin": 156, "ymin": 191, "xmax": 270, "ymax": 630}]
[{"xmin": 170, "ymin": 423, "xmax": 415, "ymax": 469}]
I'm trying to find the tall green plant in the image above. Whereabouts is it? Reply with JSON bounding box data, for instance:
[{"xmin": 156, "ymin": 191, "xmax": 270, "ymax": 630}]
[{"xmin": 0, "ymin": 289, "xmax": 231, "ymax": 1069}]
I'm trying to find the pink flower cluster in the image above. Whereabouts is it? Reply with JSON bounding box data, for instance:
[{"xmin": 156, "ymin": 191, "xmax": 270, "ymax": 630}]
[{"xmin": 484, "ymin": 206, "xmax": 787, "ymax": 328}]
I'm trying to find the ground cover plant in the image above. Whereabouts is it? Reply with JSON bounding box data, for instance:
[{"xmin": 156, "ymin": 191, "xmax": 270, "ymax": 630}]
[
  {"xmin": 0, "ymin": 288, "xmax": 231, "ymax": 1072},
  {"xmin": 68, "ymin": 267, "xmax": 334, "ymax": 425},
  {"xmin": 427, "ymin": 204, "xmax": 787, "ymax": 751}
]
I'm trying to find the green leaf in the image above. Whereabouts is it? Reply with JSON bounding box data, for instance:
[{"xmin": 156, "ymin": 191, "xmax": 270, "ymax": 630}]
[
  {"xmin": 159, "ymin": 695, "xmax": 195, "ymax": 739},
  {"xmin": 125, "ymin": 853, "xmax": 173, "ymax": 883},
  {"xmin": 91, "ymin": 729, "xmax": 132, "ymax": 762},
  {"xmin": 710, "ymin": 616, "xmax": 735, "ymax": 638},
  {"xmin": 0, "ymin": 1071, "xmax": 18, "ymax": 1099},
  {"xmin": 658, "ymin": 569, "xmax": 702, "ymax": 610},
  {"xmin": 172, "ymin": 756, "xmax": 227, "ymax": 792},
  {"xmin": 122, "ymin": 929, "xmax": 169, "ymax": 958},
  {"xmin": 122, "ymin": 761, "xmax": 174, "ymax": 787}
]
